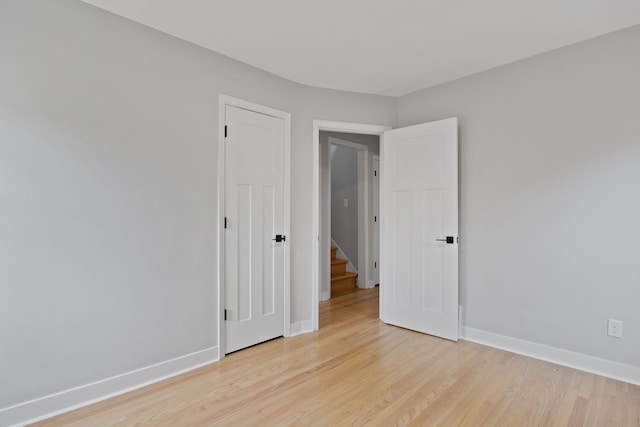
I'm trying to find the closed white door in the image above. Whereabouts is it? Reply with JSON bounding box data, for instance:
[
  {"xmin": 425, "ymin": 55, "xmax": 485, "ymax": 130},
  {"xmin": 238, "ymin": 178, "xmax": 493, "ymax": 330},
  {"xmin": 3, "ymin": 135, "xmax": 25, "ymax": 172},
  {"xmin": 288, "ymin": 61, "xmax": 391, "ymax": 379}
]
[
  {"xmin": 372, "ymin": 157, "xmax": 380, "ymax": 285},
  {"xmin": 225, "ymin": 105, "xmax": 285, "ymax": 353},
  {"xmin": 381, "ymin": 118, "xmax": 459, "ymax": 341}
]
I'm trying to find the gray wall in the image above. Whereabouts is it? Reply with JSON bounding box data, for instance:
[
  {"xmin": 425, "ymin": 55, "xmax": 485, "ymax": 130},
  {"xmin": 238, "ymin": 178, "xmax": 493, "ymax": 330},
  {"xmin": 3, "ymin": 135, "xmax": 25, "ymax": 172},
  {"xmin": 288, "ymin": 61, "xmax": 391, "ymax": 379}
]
[
  {"xmin": 0, "ymin": 0, "xmax": 396, "ymax": 410},
  {"xmin": 398, "ymin": 25, "xmax": 640, "ymax": 367},
  {"xmin": 330, "ymin": 144, "xmax": 359, "ymax": 268}
]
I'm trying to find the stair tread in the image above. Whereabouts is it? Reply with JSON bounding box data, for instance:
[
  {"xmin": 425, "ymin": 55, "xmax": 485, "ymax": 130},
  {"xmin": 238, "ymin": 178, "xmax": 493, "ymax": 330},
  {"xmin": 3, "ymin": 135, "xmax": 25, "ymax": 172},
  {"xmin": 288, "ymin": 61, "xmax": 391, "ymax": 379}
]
[
  {"xmin": 331, "ymin": 272, "xmax": 358, "ymax": 282},
  {"xmin": 331, "ymin": 259, "xmax": 348, "ymax": 265}
]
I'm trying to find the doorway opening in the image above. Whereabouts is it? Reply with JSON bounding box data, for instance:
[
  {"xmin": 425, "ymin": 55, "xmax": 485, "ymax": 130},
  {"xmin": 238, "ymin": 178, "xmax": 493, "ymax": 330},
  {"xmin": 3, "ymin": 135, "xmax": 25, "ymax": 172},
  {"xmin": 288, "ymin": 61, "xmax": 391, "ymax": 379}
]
[
  {"xmin": 322, "ymin": 133, "xmax": 378, "ymax": 298},
  {"xmin": 312, "ymin": 121, "xmax": 391, "ymax": 330}
]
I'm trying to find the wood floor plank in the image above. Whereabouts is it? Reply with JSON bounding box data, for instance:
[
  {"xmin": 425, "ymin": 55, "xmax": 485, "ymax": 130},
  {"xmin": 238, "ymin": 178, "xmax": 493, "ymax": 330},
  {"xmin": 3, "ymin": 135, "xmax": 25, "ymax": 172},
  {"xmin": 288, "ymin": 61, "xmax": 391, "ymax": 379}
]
[{"xmin": 33, "ymin": 287, "xmax": 640, "ymax": 426}]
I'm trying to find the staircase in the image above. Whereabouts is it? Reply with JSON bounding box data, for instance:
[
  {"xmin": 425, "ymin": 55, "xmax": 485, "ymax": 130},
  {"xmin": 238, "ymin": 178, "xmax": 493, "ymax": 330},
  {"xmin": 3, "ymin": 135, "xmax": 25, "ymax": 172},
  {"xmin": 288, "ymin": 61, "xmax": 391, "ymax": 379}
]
[{"xmin": 331, "ymin": 246, "xmax": 358, "ymax": 297}]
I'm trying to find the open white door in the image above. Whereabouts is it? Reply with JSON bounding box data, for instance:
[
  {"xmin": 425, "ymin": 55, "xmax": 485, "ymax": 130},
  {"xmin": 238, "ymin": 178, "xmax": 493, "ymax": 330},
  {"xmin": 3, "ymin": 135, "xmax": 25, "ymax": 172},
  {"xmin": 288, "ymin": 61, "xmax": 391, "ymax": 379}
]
[
  {"xmin": 224, "ymin": 105, "xmax": 285, "ymax": 353},
  {"xmin": 381, "ymin": 118, "xmax": 458, "ymax": 341}
]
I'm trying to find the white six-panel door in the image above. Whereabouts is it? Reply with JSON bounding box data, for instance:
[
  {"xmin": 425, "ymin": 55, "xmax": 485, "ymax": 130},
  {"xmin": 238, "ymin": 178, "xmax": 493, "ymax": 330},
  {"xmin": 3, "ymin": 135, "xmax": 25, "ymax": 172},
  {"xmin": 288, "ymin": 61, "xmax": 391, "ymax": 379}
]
[
  {"xmin": 225, "ymin": 105, "xmax": 285, "ymax": 353},
  {"xmin": 381, "ymin": 118, "xmax": 459, "ymax": 341}
]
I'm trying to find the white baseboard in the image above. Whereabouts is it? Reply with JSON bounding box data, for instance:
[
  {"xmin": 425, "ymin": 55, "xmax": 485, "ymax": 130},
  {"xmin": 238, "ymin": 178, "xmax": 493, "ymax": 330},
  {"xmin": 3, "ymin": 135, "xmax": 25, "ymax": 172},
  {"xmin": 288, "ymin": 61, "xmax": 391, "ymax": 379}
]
[
  {"xmin": 461, "ymin": 326, "xmax": 640, "ymax": 386},
  {"xmin": 290, "ymin": 320, "xmax": 314, "ymax": 337},
  {"xmin": 319, "ymin": 291, "xmax": 330, "ymax": 301},
  {"xmin": 1, "ymin": 346, "xmax": 219, "ymax": 427}
]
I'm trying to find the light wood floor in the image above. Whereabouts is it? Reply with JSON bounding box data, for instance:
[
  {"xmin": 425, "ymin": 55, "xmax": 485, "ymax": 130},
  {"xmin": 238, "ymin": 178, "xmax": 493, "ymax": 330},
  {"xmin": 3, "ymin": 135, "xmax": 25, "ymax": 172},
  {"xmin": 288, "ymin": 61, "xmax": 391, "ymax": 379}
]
[{"xmin": 35, "ymin": 287, "xmax": 640, "ymax": 426}]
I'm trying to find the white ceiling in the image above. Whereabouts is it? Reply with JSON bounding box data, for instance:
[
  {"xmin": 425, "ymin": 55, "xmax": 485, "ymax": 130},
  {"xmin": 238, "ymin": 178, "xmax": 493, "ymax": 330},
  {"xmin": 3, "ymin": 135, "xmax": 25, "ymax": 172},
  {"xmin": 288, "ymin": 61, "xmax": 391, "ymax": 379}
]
[{"xmin": 81, "ymin": 0, "xmax": 640, "ymax": 97}]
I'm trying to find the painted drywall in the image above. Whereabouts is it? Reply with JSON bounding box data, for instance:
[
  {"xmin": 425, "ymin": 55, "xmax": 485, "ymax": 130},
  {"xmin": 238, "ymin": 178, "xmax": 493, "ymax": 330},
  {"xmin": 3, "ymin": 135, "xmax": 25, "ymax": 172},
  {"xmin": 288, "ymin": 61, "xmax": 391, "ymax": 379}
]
[
  {"xmin": 398, "ymin": 25, "xmax": 640, "ymax": 368},
  {"xmin": 0, "ymin": 0, "xmax": 396, "ymax": 415},
  {"xmin": 330, "ymin": 144, "xmax": 359, "ymax": 269}
]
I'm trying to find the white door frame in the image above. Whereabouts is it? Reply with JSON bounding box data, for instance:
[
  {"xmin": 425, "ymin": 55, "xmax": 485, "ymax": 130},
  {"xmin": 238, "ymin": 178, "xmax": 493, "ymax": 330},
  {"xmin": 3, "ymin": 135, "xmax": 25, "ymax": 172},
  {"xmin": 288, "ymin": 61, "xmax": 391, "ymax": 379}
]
[
  {"xmin": 312, "ymin": 120, "xmax": 391, "ymax": 330},
  {"xmin": 218, "ymin": 95, "xmax": 291, "ymax": 357},
  {"xmin": 371, "ymin": 155, "xmax": 380, "ymax": 286}
]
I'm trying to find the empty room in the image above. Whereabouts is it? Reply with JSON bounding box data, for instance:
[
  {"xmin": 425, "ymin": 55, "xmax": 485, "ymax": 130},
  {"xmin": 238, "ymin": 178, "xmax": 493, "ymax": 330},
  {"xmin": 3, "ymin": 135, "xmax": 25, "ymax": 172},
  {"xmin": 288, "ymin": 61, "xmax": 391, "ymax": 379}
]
[{"xmin": 1, "ymin": 1, "xmax": 639, "ymax": 426}]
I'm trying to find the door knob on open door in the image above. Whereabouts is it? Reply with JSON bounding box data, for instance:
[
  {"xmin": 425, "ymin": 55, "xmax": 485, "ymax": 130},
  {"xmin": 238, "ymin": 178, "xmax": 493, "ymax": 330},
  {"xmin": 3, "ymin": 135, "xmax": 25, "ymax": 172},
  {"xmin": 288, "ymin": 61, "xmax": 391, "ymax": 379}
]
[{"xmin": 436, "ymin": 236, "xmax": 455, "ymax": 244}]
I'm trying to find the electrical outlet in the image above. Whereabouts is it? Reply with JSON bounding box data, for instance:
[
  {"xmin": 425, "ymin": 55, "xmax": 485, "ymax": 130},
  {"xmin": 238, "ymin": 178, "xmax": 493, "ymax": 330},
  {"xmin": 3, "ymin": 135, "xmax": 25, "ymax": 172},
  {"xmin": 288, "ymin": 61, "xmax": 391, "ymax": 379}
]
[{"xmin": 608, "ymin": 319, "xmax": 623, "ymax": 338}]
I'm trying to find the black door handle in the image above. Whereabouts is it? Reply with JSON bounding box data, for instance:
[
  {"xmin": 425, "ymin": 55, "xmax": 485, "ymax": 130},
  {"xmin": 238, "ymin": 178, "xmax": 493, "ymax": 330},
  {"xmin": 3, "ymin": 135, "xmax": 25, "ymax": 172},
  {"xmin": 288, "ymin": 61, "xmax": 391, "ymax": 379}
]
[
  {"xmin": 273, "ymin": 235, "xmax": 286, "ymax": 242},
  {"xmin": 436, "ymin": 236, "xmax": 455, "ymax": 244}
]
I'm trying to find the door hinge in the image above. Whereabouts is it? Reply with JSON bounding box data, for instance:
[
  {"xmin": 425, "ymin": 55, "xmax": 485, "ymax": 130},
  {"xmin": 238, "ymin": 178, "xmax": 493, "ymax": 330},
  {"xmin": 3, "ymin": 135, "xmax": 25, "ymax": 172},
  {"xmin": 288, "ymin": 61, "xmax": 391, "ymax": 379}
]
[
  {"xmin": 374, "ymin": 170, "xmax": 377, "ymax": 177},
  {"xmin": 224, "ymin": 309, "xmax": 228, "ymax": 321},
  {"xmin": 374, "ymin": 261, "xmax": 377, "ymax": 268},
  {"xmin": 224, "ymin": 125, "xmax": 227, "ymax": 138},
  {"xmin": 224, "ymin": 217, "xmax": 227, "ymax": 229},
  {"xmin": 374, "ymin": 216, "xmax": 377, "ymax": 222}
]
